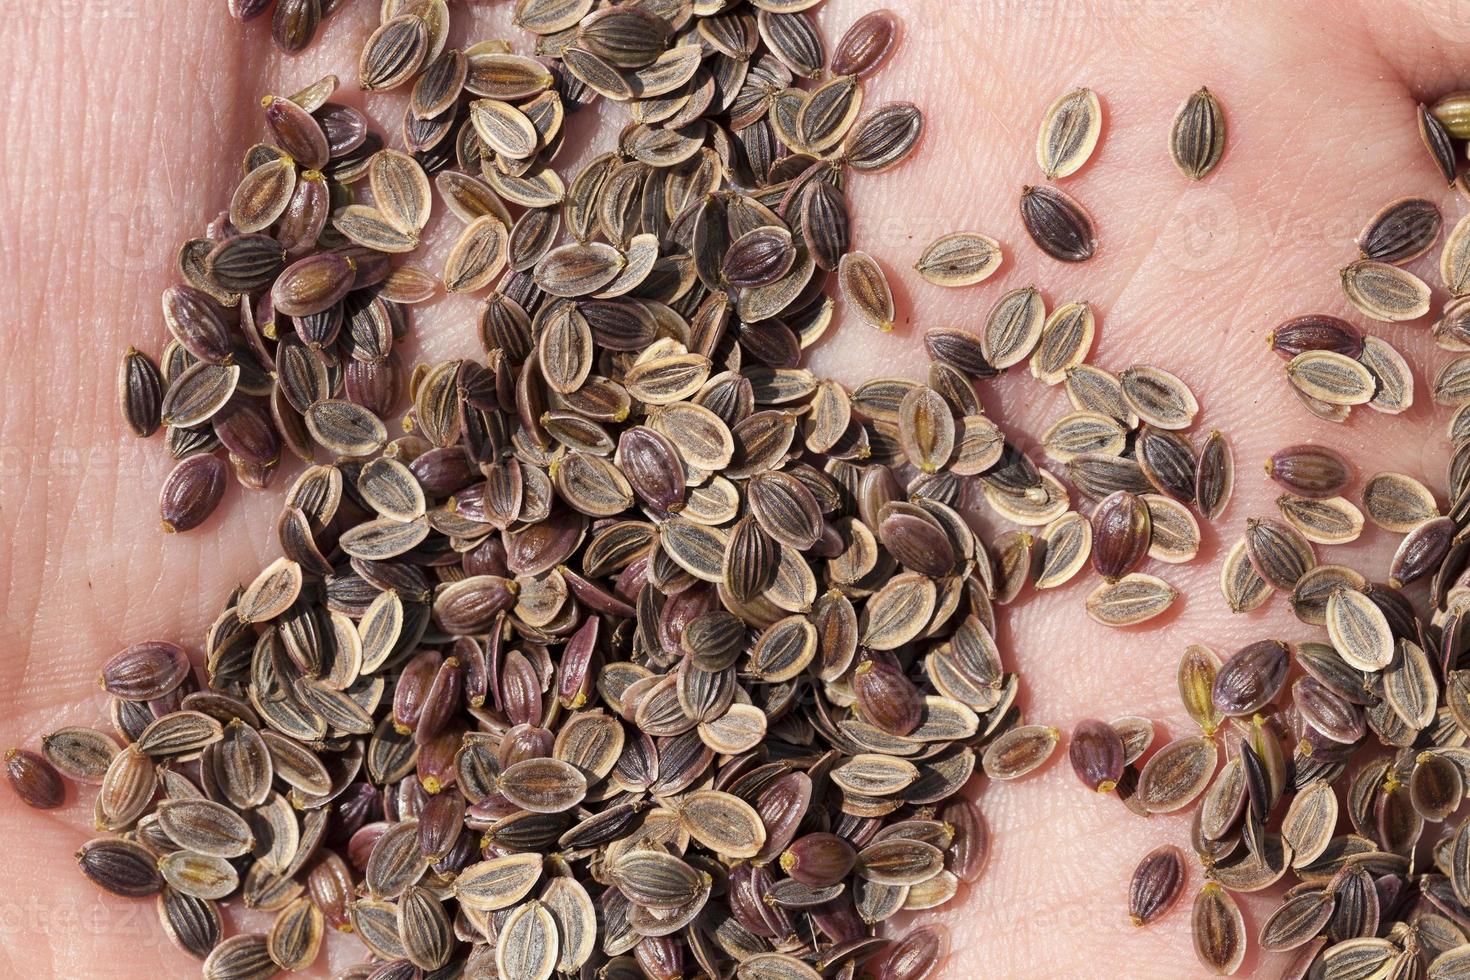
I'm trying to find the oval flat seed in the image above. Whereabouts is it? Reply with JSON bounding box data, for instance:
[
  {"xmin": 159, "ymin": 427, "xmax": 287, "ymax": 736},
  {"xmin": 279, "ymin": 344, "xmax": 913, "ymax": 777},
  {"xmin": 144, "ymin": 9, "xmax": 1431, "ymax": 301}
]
[
  {"xmin": 838, "ymin": 251, "xmax": 896, "ymax": 332},
  {"xmin": 1286, "ymin": 350, "xmax": 1376, "ymax": 406},
  {"xmin": 1036, "ymin": 87, "xmax": 1102, "ymax": 180},
  {"xmin": 1326, "ymin": 587, "xmax": 1394, "ymax": 671},
  {"xmin": 1170, "ymin": 87, "xmax": 1225, "ymax": 180},
  {"xmin": 1362, "ymin": 472, "xmax": 1439, "ymax": 532},
  {"xmin": 1084, "ymin": 573, "xmax": 1178, "ymax": 627},
  {"xmin": 915, "ymin": 232, "xmax": 1002, "ymax": 287},
  {"xmin": 1019, "ymin": 184, "xmax": 1096, "ymax": 262},
  {"xmin": 1120, "ymin": 365, "xmax": 1198, "ymax": 430},
  {"xmin": 1340, "ymin": 259, "xmax": 1431, "ymax": 321}
]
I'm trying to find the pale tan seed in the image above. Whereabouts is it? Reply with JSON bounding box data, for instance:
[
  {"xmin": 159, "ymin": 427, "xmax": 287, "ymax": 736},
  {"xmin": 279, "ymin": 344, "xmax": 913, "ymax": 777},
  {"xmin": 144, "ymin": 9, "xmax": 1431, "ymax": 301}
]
[
  {"xmin": 369, "ymin": 148, "xmax": 431, "ymax": 234},
  {"xmin": 1030, "ymin": 301, "xmax": 1095, "ymax": 384},
  {"xmin": 1276, "ymin": 494, "xmax": 1364, "ymax": 545},
  {"xmin": 1220, "ymin": 536, "xmax": 1272, "ymax": 613},
  {"xmin": 333, "ymin": 204, "xmax": 420, "ymax": 253},
  {"xmin": 535, "ymin": 242, "xmax": 625, "ymax": 297},
  {"xmin": 1137, "ymin": 736, "xmax": 1217, "ymax": 813},
  {"xmin": 1143, "ymin": 494, "xmax": 1201, "ymax": 563},
  {"xmin": 1340, "ymin": 259, "xmax": 1431, "ymax": 321},
  {"xmin": 796, "ymin": 75, "xmax": 864, "ymax": 152},
  {"xmin": 863, "ymin": 572, "xmax": 938, "ymax": 650},
  {"xmin": 1120, "ymin": 365, "xmax": 1198, "ymax": 430},
  {"xmin": 1383, "ymin": 638, "xmax": 1436, "ymax": 730},
  {"xmin": 1065, "ymin": 364, "xmax": 1138, "ymax": 427},
  {"xmin": 1363, "ymin": 472, "xmax": 1439, "ymax": 532},
  {"xmin": 1041, "ymin": 411, "xmax": 1127, "ymax": 463},
  {"xmin": 1178, "ymin": 644, "xmax": 1222, "ymax": 736},
  {"xmin": 1443, "ymin": 212, "xmax": 1470, "ymax": 295},
  {"xmin": 443, "ymin": 214, "xmax": 508, "ymax": 293},
  {"xmin": 161, "ymin": 362, "xmax": 240, "ymax": 427},
  {"xmin": 237, "ymin": 558, "xmax": 303, "ymax": 624},
  {"xmin": 1326, "ymin": 587, "xmax": 1394, "ymax": 671},
  {"xmin": 1084, "ymin": 573, "xmax": 1178, "ymax": 627},
  {"xmin": 915, "ymin": 232, "xmax": 1003, "ymax": 287},
  {"xmin": 157, "ymin": 798, "xmax": 254, "ymax": 858},
  {"xmin": 980, "ymin": 725, "xmax": 1061, "ymax": 780},
  {"xmin": 1036, "ymin": 87, "xmax": 1102, "ymax": 180},
  {"xmin": 1359, "ymin": 335, "xmax": 1414, "ymax": 414},
  {"xmin": 1283, "ymin": 779, "xmax": 1338, "ymax": 869},
  {"xmin": 1435, "ymin": 354, "xmax": 1470, "ymax": 406},
  {"xmin": 897, "ymin": 385, "xmax": 955, "ymax": 473},
  {"xmin": 1192, "ymin": 882, "xmax": 1245, "ymax": 975},
  {"xmin": 306, "ymin": 399, "xmax": 387, "ymax": 457},
  {"xmin": 838, "ymin": 251, "xmax": 895, "ymax": 332},
  {"xmin": 42, "ymin": 727, "xmax": 119, "ymax": 783},
  {"xmin": 455, "ymin": 853, "xmax": 544, "ymax": 911},
  {"xmin": 1170, "ymin": 87, "xmax": 1226, "ymax": 180},
  {"xmin": 496, "ymin": 900, "xmax": 558, "ymax": 980},
  {"xmin": 470, "ymin": 98, "xmax": 541, "ymax": 159},
  {"xmin": 981, "ymin": 285, "xmax": 1045, "ymax": 369},
  {"xmin": 677, "ymin": 790, "xmax": 767, "ymax": 859},
  {"xmin": 1035, "ymin": 511, "xmax": 1091, "ymax": 589},
  {"xmin": 202, "ymin": 934, "xmax": 275, "ymax": 980},
  {"xmin": 267, "ymin": 896, "xmax": 323, "ymax": 971},
  {"xmin": 1286, "ymin": 350, "xmax": 1376, "ymax": 406}
]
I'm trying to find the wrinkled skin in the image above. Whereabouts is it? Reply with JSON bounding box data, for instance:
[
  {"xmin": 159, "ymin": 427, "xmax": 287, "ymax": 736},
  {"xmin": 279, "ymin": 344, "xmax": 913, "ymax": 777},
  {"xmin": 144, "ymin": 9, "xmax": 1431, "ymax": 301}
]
[{"xmin": 2, "ymin": 1, "xmax": 1469, "ymax": 976}]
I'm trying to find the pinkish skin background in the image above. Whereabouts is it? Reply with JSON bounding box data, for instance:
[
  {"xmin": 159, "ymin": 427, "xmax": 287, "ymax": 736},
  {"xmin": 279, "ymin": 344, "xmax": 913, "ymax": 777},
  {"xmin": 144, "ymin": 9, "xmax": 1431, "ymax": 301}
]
[{"xmin": 4, "ymin": 0, "xmax": 1470, "ymax": 976}]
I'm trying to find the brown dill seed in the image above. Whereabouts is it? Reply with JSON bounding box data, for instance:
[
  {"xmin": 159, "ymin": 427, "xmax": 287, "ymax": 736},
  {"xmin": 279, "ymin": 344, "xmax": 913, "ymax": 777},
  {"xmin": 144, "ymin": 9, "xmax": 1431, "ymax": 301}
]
[
  {"xmin": 1444, "ymin": 212, "xmax": 1470, "ymax": 295},
  {"xmin": 915, "ymin": 232, "xmax": 1003, "ymax": 287},
  {"xmin": 5, "ymin": 748, "xmax": 64, "ymax": 809},
  {"xmin": 838, "ymin": 250, "xmax": 896, "ymax": 332},
  {"xmin": 119, "ymin": 347, "xmax": 165, "ymax": 437},
  {"xmin": 1069, "ymin": 718, "xmax": 1125, "ymax": 793},
  {"xmin": 1356, "ymin": 196, "xmax": 1442, "ymax": 264},
  {"xmin": 1090, "ymin": 490, "xmax": 1151, "ymax": 582},
  {"xmin": 980, "ymin": 725, "xmax": 1061, "ymax": 780},
  {"xmin": 1036, "ymin": 87, "xmax": 1102, "ymax": 180},
  {"xmin": 1019, "ymin": 184, "xmax": 1097, "ymax": 262},
  {"xmin": 1170, "ymin": 86, "xmax": 1225, "ymax": 180},
  {"xmin": 1136, "ymin": 736, "xmax": 1218, "ymax": 813},
  {"xmin": 1128, "ymin": 845, "xmax": 1186, "ymax": 926},
  {"xmin": 1359, "ymin": 335, "xmax": 1414, "ymax": 414},
  {"xmin": 1265, "ymin": 443, "xmax": 1352, "ymax": 499},
  {"xmin": 1276, "ymin": 493, "xmax": 1364, "ymax": 545},
  {"xmin": 1211, "ymin": 639, "xmax": 1289, "ymax": 716},
  {"xmin": 1243, "ymin": 516, "xmax": 1316, "ymax": 589},
  {"xmin": 1268, "ymin": 313, "xmax": 1365, "ymax": 360}
]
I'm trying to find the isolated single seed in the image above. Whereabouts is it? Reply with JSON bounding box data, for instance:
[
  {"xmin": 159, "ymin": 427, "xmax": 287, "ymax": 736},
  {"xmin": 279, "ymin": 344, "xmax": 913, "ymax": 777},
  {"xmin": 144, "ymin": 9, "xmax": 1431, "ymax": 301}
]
[
  {"xmin": 1036, "ymin": 87, "xmax": 1102, "ymax": 180},
  {"xmin": 915, "ymin": 232, "xmax": 1002, "ymax": 287},
  {"xmin": 1031, "ymin": 301, "xmax": 1095, "ymax": 384},
  {"xmin": 1129, "ymin": 845, "xmax": 1186, "ymax": 926},
  {"xmin": 1019, "ymin": 184, "xmax": 1096, "ymax": 262},
  {"xmin": 1170, "ymin": 87, "xmax": 1225, "ymax": 180},
  {"xmin": 1276, "ymin": 494, "xmax": 1363, "ymax": 545},
  {"xmin": 1178, "ymin": 645, "xmax": 1223, "ymax": 736},
  {"xmin": 5, "ymin": 748, "xmax": 64, "ymax": 809},
  {"xmin": 1120, "ymin": 366, "xmax": 1198, "ymax": 430},
  {"xmin": 1220, "ymin": 536, "xmax": 1272, "ymax": 613},
  {"xmin": 981, "ymin": 725, "xmax": 1060, "ymax": 781}
]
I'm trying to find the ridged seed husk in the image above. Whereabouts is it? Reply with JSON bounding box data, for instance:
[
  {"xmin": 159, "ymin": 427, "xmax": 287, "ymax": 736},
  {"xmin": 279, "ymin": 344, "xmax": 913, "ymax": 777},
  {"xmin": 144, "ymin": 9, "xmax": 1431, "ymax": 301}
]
[
  {"xmin": 1121, "ymin": 365, "xmax": 1198, "ymax": 430},
  {"xmin": 1085, "ymin": 573, "xmax": 1177, "ymax": 627},
  {"xmin": 1170, "ymin": 87, "xmax": 1225, "ymax": 180},
  {"xmin": 1340, "ymin": 259, "xmax": 1431, "ymax": 321},
  {"xmin": 1192, "ymin": 883, "xmax": 1246, "ymax": 974},
  {"xmin": 1145, "ymin": 495, "xmax": 1201, "ymax": 563},
  {"xmin": 1136, "ymin": 736, "xmax": 1217, "ymax": 813},
  {"xmin": 1065, "ymin": 364, "xmax": 1137, "ymax": 426},
  {"xmin": 981, "ymin": 286, "xmax": 1045, "ymax": 369},
  {"xmin": 1444, "ymin": 212, "xmax": 1470, "ymax": 295},
  {"xmin": 1357, "ymin": 196, "xmax": 1442, "ymax": 264},
  {"xmin": 1277, "ymin": 494, "xmax": 1364, "ymax": 545},
  {"xmin": 77, "ymin": 837, "xmax": 164, "ymax": 897},
  {"xmin": 1325, "ymin": 587, "xmax": 1394, "ymax": 671},
  {"xmin": 1036, "ymin": 87, "xmax": 1102, "ymax": 180},
  {"xmin": 1359, "ymin": 335, "xmax": 1414, "ymax": 414},
  {"xmin": 838, "ymin": 250, "xmax": 896, "ymax": 332},
  {"xmin": 1018, "ymin": 184, "xmax": 1096, "ymax": 262},
  {"xmin": 1031, "ymin": 301, "xmax": 1095, "ymax": 384},
  {"xmin": 678, "ymin": 789, "xmax": 767, "ymax": 859},
  {"xmin": 1035, "ymin": 511, "xmax": 1092, "ymax": 589},
  {"xmin": 915, "ymin": 232, "xmax": 1002, "ymax": 287},
  {"xmin": 980, "ymin": 724, "xmax": 1059, "ymax": 781},
  {"xmin": 1362, "ymin": 471, "xmax": 1438, "ymax": 532},
  {"xmin": 1129, "ymin": 845, "xmax": 1186, "ymax": 926},
  {"xmin": 1286, "ymin": 350, "xmax": 1376, "ymax": 406},
  {"xmin": 843, "ymin": 101, "xmax": 924, "ymax": 173},
  {"xmin": 1244, "ymin": 517, "xmax": 1316, "ymax": 590}
]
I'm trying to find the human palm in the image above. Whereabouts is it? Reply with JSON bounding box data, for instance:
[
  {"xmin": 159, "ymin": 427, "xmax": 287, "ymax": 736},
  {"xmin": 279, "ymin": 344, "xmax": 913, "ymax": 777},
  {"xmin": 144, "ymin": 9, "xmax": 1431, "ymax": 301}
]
[{"xmin": 3, "ymin": 1, "xmax": 1469, "ymax": 976}]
